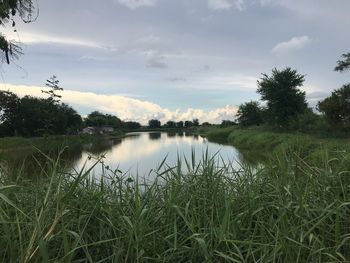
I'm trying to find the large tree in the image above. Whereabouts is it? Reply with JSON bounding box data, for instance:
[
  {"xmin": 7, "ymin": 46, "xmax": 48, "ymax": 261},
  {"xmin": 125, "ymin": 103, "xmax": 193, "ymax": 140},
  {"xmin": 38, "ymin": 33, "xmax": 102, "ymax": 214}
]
[
  {"xmin": 257, "ymin": 67, "xmax": 308, "ymax": 129},
  {"xmin": 0, "ymin": 0, "xmax": 37, "ymax": 64},
  {"xmin": 0, "ymin": 90, "xmax": 82, "ymax": 137},
  {"xmin": 236, "ymin": 101, "xmax": 263, "ymax": 127},
  {"xmin": 318, "ymin": 84, "xmax": 350, "ymax": 128}
]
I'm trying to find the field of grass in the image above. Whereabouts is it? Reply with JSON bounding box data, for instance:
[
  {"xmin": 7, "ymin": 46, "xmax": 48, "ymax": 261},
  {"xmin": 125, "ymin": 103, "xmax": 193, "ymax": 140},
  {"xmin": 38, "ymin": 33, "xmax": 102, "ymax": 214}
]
[
  {"xmin": 199, "ymin": 126, "xmax": 350, "ymax": 163},
  {"xmin": 1, "ymin": 147, "xmax": 350, "ymax": 262}
]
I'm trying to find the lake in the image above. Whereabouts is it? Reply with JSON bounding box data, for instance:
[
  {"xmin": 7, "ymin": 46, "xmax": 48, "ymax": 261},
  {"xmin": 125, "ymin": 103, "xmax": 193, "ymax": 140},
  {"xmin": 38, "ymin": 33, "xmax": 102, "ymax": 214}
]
[
  {"xmin": 75, "ymin": 131, "xmax": 245, "ymax": 179},
  {"xmin": 1, "ymin": 131, "xmax": 257, "ymax": 180}
]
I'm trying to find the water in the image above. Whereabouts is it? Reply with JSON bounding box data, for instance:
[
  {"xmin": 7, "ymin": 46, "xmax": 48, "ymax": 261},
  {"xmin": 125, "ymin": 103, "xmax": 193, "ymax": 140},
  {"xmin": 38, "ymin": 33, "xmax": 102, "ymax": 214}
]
[
  {"xmin": 1, "ymin": 131, "xmax": 256, "ymax": 180},
  {"xmin": 74, "ymin": 131, "xmax": 244, "ymax": 178}
]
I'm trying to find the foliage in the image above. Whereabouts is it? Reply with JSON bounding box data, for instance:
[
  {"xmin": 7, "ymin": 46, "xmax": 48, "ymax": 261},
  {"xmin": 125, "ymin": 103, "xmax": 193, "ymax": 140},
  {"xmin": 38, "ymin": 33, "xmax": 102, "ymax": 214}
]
[
  {"xmin": 318, "ymin": 84, "xmax": 350, "ymax": 129},
  {"xmin": 236, "ymin": 101, "xmax": 264, "ymax": 127},
  {"xmin": 192, "ymin": 118, "xmax": 199, "ymax": 127},
  {"xmin": 165, "ymin": 120, "xmax": 176, "ymax": 128},
  {"xmin": 220, "ymin": 120, "xmax": 236, "ymax": 127},
  {"xmin": 201, "ymin": 122, "xmax": 212, "ymax": 127},
  {"xmin": 1, "ymin": 149, "xmax": 350, "ymax": 261},
  {"xmin": 0, "ymin": 0, "xmax": 37, "ymax": 64},
  {"xmin": 176, "ymin": 121, "xmax": 184, "ymax": 128},
  {"xmin": 0, "ymin": 90, "xmax": 82, "ymax": 137},
  {"xmin": 184, "ymin": 120, "xmax": 193, "ymax": 127},
  {"xmin": 335, "ymin": 53, "xmax": 350, "ymax": 72},
  {"xmin": 42, "ymin": 75, "xmax": 63, "ymax": 103},
  {"xmin": 288, "ymin": 109, "xmax": 327, "ymax": 133},
  {"xmin": 123, "ymin": 121, "xmax": 141, "ymax": 129},
  {"xmin": 148, "ymin": 119, "xmax": 161, "ymax": 128},
  {"xmin": 85, "ymin": 111, "xmax": 122, "ymax": 128},
  {"xmin": 257, "ymin": 67, "xmax": 308, "ymax": 129}
]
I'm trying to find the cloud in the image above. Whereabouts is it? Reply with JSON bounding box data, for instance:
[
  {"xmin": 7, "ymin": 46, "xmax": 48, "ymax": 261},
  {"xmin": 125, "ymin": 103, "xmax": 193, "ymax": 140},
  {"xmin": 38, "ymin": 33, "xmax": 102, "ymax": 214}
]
[
  {"xmin": 3, "ymin": 30, "xmax": 110, "ymax": 49},
  {"xmin": 272, "ymin": 36, "xmax": 312, "ymax": 55},
  {"xmin": 165, "ymin": 77, "xmax": 187, "ymax": 82},
  {"xmin": 113, "ymin": 0, "xmax": 157, "ymax": 9},
  {"xmin": 143, "ymin": 50, "xmax": 168, "ymax": 68},
  {"xmin": 146, "ymin": 57, "xmax": 168, "ymax": 68},
  {"xmin": 207, "ymin": 0, "xmax": 245, "ymax": 11},
  {"xmin": 0, "ymin": 84, "xmax": 238, "ymax": 124}
]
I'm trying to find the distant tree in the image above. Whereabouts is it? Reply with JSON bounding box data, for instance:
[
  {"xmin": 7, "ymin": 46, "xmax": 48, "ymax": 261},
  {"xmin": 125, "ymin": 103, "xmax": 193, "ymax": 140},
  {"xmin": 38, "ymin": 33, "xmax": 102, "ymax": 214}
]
[
  {"xmin": 0, "ymin": 0, "xmax": 38, "ymax": 64},
  {"xmin": 257, "ymin": 67, "xmax": 308, "ymax": 129},
  {"xmin": 123, "ymin": 121, "xmax": 141, "ymax": 129},
  {"xmin": 85, "ymin": 111, "xmax": 122, "ymax": 128},
  {"xmin": 165, "ymin": 120, "xmax": 176, "ymax": 128},
  {"xmin": 148, "ymin": 119, "xmax": 161, "ymax": 128},
  {"xmin": 0, "ymin": 90, "xmax": 20, "ymax": 136},
  {"xmin": 202, "ymin": 122, "xmax": 212, "ymax": 127},
  {"xmin": 176, "ymin": 121, "xmax": 184, "ymax": 128},
  {"xmin": 236, "ymin": 101, "xmax": 264, "ymax": 127},
  {"xmin": 192, "ymin": 119, "xmax": 199, "ymax": 127},
  {"xmin": 335, "ymin": 53, "xmax": 350, "ymax": 72},
  {"xmin": 220, "ymin": 120, "xmax": 236, "ymax": 127},
  {"xmin": 318, "ymin": 84, "xmax": 350, "ymax": 128},
  {"xmin": 184, "ymin": 120, "xmax": 193, "ymax": 128}
]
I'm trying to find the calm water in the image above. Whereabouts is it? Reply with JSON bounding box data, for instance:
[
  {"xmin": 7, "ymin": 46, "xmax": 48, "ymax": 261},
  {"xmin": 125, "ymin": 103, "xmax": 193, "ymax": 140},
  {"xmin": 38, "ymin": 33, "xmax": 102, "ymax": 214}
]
[
  {"xmin": 1, "ymin": 132, "xmax": 259, "ymax": 180},
  {"xmin": 74, "ymin": 132, "xmax": 244, "ymax": 177}
]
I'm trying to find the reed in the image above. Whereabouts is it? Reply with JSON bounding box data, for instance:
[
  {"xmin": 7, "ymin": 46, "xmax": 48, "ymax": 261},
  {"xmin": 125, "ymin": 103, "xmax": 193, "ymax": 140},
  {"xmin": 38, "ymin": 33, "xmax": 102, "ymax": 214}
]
[{"xmin": 0, "ymin": 148, "xmax": 349, "ymax": 262}]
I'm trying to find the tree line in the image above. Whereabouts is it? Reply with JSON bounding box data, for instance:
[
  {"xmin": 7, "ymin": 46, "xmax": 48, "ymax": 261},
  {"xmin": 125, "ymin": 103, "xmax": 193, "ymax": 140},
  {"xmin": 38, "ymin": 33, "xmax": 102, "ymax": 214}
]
[{"xmin": 236, "ymin": 53, "xmax": 350, "ymax": 133}]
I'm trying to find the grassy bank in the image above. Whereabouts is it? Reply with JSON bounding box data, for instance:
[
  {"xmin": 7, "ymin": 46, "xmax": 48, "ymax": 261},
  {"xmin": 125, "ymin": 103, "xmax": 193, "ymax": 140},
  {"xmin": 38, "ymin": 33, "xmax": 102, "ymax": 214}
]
[
  {"xmin": 0, "ymin": 150, "xmax": 350, "ymax": 262},
  {"xmin": 199, "ymin": 126, "xmax": 350, "ymax": 162}
]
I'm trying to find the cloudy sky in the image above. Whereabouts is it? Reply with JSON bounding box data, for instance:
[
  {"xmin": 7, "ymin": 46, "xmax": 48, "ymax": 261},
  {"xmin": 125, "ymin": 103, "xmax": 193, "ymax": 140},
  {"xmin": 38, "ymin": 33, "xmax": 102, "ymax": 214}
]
[{"xmin": 1, "ymin": 0, "xmax": 349, "ymax": 124}]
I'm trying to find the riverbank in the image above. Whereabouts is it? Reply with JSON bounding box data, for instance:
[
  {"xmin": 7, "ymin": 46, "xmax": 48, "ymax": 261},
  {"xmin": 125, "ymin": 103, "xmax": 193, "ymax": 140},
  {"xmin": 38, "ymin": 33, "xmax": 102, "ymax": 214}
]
[
  {"xmin": 0, "ymin": 131, "xmax": 125, "ymax": 151},
  {"xmin": 198, "ymin": 126, "xmax": 350, "ymax": 162}
]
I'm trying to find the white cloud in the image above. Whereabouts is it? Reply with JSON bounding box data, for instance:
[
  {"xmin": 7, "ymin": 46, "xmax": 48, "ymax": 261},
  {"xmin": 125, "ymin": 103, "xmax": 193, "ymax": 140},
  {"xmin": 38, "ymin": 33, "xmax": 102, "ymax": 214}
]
[
  {"xmin": 272, "ymin": 36, "xmax": 312, "ymax": 55},
  {"xmin": 0, "ymin": 84, "xmax": 238, "ymax": 124},
  {"xmin": 114, "ymin": 0, "xmax": 157, "ymax": 9},
  {"xmin": 207, "ymin": 0, "xmax": 245, "ymax": 11},
  {"xmin": 4, "ymin": 30, "xmax": 107, "ymax": 49}
]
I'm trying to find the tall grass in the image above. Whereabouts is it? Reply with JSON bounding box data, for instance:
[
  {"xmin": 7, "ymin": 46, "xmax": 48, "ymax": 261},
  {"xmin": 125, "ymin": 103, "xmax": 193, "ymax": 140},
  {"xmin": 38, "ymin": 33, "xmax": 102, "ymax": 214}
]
[{"xmin": 0, "ymin": 149, "xmax": 350, "ymax": 262}]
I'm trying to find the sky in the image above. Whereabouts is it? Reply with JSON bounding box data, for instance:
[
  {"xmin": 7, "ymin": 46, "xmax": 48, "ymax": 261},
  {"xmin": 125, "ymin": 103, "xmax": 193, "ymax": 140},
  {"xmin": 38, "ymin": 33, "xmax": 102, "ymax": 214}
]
[{"xmin": 1, "ymin": 0, "xmax": 349, "ymax": 124}]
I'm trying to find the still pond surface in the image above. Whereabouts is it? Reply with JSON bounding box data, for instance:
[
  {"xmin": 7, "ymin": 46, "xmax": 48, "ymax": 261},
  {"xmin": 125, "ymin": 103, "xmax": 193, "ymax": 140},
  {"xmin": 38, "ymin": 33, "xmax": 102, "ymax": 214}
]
[
  {"xmin": 2, "ymin": 132, "xmax": 259, "ymax": 179},
  {"xmin": 75, "ymin": 132, "xmax": 245, "ymax": 177}
]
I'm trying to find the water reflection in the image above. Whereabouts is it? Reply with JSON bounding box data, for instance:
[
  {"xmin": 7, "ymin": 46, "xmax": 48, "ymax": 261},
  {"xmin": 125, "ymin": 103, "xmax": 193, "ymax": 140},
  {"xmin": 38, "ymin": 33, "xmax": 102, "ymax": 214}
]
[
  {"xmin": 149, "ymin": 132, "xmax": 162, "ymax": 141},
  {"xmin": 75, "ymin": 132, "xmax": 247, "ymax": 177},
  {"xmin": 0, "ymin": 132, "xmax": 267, "ymax": 180}
]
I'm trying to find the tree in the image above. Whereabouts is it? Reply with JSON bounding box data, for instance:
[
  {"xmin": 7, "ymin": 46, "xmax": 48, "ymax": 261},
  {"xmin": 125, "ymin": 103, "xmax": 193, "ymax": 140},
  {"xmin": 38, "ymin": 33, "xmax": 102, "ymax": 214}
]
[
  {"xmin": 318, "ymin": 84, "xmax": 350, "ymax": 128},
  {"xmin": 192, "ymin": 119, "xmax": 199, "ymax": 127},
  {"xmin": 85, "ymin": 111, "xmax": 122, "ymax": 128},
  {"xmin": 0, "ymin": 90, "xmax": 82, "ymax": 137},
  {"xmin": 176, "ymin": 121, "xmax": 184, "ymax": 128},
  {"xmin": 257, "ymin": 67, "xmax": 307, "ymax": 129},
  {"xmin": 148, "ymin": 119, "xmax": 161, "ymax": 128},
  {"xmin": 236, "ymin": 101, "xmax": 263, "ymax": 127},
  {"xmin": 0, "ymin": 0, "xmax": 37, "ymax": 64},
  {"xmin": 42, "ymin": 75, "xmax": 63, "ymax": 103},
  {"xmin": 335, "ymin": 53, "xmax": 350, "ymax": 72},
  {"xmin": 202, "ymin": 122, "xmax": 212, "ymax": 127},
  {"xmin": 123, "ymin": 121, "xmax": 141, "ymax": 129},
  {"xmin": 0, "ymin": 90, "xmax": 20, "ymax": 136},
  {"xmin": 165, "ymin": 121, "xmax": 176, "ymax": 128},
  {"xmin": 184, "ymin": 120, "xmax": 193, "ymax": 128}
]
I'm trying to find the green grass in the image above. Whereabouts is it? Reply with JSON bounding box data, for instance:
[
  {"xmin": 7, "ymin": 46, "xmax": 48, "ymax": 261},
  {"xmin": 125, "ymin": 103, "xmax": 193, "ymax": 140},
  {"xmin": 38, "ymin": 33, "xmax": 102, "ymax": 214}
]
[
  {"xmin": 1, "ymin": 148, "xmax": 350, "ymax": 262},
  {"xmin": 199, "ymin": 126, "xmax": 350, "ymax": 163}
]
